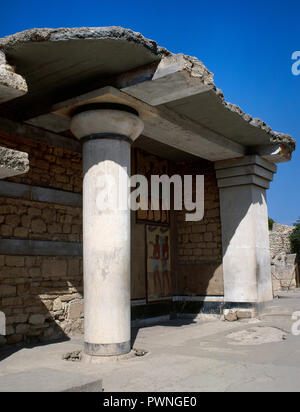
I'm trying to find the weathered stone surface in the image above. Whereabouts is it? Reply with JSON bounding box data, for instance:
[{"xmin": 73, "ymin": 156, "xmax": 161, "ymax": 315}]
[
  {"xmin": 0, "ymin": 27, "xmax": 160, "ymax": 55},
  {"xmin": 236, "ymin": 310, "xmax": 255, "ymax": 319},
  {"xmin": 224, "ymin": 309, "xmax": 238, "ymax": 322},
  {"xmin": 0, "ymin": 146, "xmax": 29, "ymax": 179},
  {"xmin": 270, "ymin": 223, "xmax": 294, "ymax": 256},
  {"xmin": 53, "ymin": 298, "xmax": 62, "ymax": 312},
  {"xmin": 68, "ymin": 300, "xmax": 84, "ymax": 320},
  {"xmin": 29, "ymin": 314, "xmax": 45, "ymax": 325},
  {"xmin": 0, "ymin": 53, "xmax": 28, "ymax": 103},
  {"xmin": 227, "ymin": 326, "xmax": 287, "ymax": 346},
  {"xmin": 271, "ymin": 252, "xmax": 298, "ymax": 292}
]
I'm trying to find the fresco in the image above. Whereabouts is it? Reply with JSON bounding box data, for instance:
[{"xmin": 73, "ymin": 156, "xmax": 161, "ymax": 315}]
[
  {"xmin": 136, "ymin": 149, "xmax": 169, "ymax": 224},
  {"xmin": 146, "ymin": 225, "xmax": 172, "ymax": 301}
]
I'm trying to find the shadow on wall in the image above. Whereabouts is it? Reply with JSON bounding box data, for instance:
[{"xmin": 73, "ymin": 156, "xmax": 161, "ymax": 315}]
[{"xmin": 0, "ymin": 255, "xmax": 84, "ymax": 361}]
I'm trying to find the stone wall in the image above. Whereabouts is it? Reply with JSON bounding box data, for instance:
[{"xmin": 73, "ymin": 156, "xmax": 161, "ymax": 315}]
[
  {"xmin": 269, "ymin": 223, "xmax": 298, "ymax": 292},
  {"xmin": 0, "ymin": 131, "xmax": 83, "ymax": 346},
  {"xmin": 0, "ymin": 255, "xmax": 83, "ymax": 345},
  {"xmin": 0, "ymin": 197, "xmax": 82, "ymax": 242},
  {"xmin": 269, "ymin": 223, "xmax": 294, "ymax": 256},
  {"xmin": 271, "ymin": 253, "xmax": 298, "ymax": 292},
  {"xmin": 175, "ymin": 160, "xmax": 224, "ymax": 296},
  {"xmin": 0, "ymin": 132, "xmax": 82, "ymax": 192}
]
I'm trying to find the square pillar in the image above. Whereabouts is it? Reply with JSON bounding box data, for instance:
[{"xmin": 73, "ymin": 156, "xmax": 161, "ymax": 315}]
[{"xmin": 215, "ymin": 156, "xmax": 277, "ymax": 308}]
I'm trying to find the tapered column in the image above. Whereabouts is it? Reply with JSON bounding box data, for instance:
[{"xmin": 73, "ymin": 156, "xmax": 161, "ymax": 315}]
[
  {"xmin": 215, "ymin": 156, "xmax": 276, "ymax": 306},
  {"xmin": 71, "ymin": 104, "xmax": 144, "ymax": 357}
]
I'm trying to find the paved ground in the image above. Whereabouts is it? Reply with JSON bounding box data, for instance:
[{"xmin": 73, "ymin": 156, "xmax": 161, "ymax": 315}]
[{"xmin": 1, "ymin": 291, "xmax": 300, "ymax": 392}]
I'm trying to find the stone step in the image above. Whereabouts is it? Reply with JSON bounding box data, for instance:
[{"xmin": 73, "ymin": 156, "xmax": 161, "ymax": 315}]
[{"xmin": 0, "ymin": 368, "xmax": 102, "ymax": 392}]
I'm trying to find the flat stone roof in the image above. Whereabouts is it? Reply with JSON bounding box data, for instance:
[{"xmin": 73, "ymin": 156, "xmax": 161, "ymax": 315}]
[
  {"xmin": 0, "ymin": 27, "xmax": 296, "ymax": 158},
  {"xmin": 0, "ymin": 146, "xmax": 29, "ymax": 179}
]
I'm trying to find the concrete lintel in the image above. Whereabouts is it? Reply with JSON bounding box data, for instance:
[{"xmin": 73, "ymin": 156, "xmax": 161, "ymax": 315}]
[
  {"xmin": 26, "ymin": 113, "xmax": 71, "ymax": 134},
  {"xmin": 0, "ymin": 238, "xmax": 82, "ymax": 256},
  {"xmin": 0, "ymin": 116, "xmax": 81, "ymax": 153},
  {"xmin": 52, "ymin": 86, "xmax": 246, "ymax": 161},
  {"xmin": 0, "ymin": 180, "xmax": 82, "ymax": 206},
  {"xmin": 32, "ymin": 185, "xmax": 82, "ymax": 206},
  {"xmin": 52, "ymin": 85, "xmax": 158, "ymax": 121},
  {"xmin": 216, "ymin": 164, "xmax": 274, "ymax": 182},
  {"xmin": 217, "ymin": 174, "xmax": 270, "ymax": 189},
  {"xmin": 0, "ymin": 146, "xmax": 29, "ymax": 179},
  {"xmin": 253, "ymin": 144, "xmax": 292, "ymax": 164},
  {"xmin": 122, "ymin": 53, "xmax": 214, "ymax": 106},
  {"xmin": 215, "ymin": 155, "xmax": 277, "ymax": 174},
  {"xmin": 143, "ymin": 105, "xmax": 246, "ymax": 161}
]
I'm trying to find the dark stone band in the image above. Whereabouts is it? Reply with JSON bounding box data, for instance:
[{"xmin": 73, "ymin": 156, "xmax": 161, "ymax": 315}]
[
  {"xmin": 81, "ymin": 133, "xmax": 133, "ymax": 145},
  {"xmin": 72, "ymin": 102, "xmax": 139, "ymax": 117},
  {"xmin": 84, "ymin": 340, "xmax": 131, "ymax": 357}
]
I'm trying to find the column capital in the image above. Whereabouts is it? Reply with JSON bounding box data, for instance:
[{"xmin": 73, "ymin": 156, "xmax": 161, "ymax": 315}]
[
  {"xmin": 214, "ymin": 155, "xmax": 277, "ymax": 189},
  {"xmin": 70, "ymin": 103, "xmax": 144, "ymax": 143}
]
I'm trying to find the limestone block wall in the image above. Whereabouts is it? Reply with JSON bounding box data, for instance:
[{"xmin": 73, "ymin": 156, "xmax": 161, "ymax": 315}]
[
  {"xmin": 0, "ymin": 255, "xmax": 83, "ymax": 345},
  {"xmin": 175, "ymin": 160, "xmax": 224, "ymax": 296},
  {"xmin": 271, "ymin": 253, "xmax": 298, "ymax": 292},
  {"xmin": 269, "ymin": 223, "xmax": 298, "ymax": 292},
  {"xmin": 0, "ymin": 197, "xmax": 82, "ymax": 242},
  {"xmin": 0, "ymin": 132, "xmax": 82, "ymax": 192},
  {"xmin": 0, "ymin": 130, "xmax": 84, "ymax": 346}
]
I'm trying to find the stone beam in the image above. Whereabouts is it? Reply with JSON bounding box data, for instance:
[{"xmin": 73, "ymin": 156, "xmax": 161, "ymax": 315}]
[
  {"xmin": 0, "ymin": 116, "xmax": 81, "ymax": 153},
  {"xmin": 0, "ymin": 51, "xmax": 28, "ymax": 104},
  {"xmin": 252, "ymin": 144, "xmax": 292, "ymax": 163},
  {"xmin": 0, "ymin": 146, "xmax": 29, "ymax": 179},
  {"xmin": 52, "ymin": 86, "xmax": 245, "ymax": 161},
  {"xmin": 122, "ymin": 53, "xmax": 214, "ymax": 106}
]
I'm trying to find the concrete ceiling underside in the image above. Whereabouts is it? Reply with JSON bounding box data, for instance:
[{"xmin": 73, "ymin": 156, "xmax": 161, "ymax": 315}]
[
  {"xmin": 164, "ymin": 91, "xmax": 272, "ymax": 147},
  {"xmin": 0, "ymin": 34, "xmax": 160, "ymax": 121}
]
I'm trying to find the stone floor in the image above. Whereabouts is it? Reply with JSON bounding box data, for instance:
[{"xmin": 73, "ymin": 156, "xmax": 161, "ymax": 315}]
[{"xmin": 1, "ymin": 291, "xmax": 300, "ymax": 392}]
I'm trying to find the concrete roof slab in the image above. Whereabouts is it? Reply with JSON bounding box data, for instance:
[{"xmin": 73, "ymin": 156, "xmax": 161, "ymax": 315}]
[
  {"xmin": 0, "ymin": 146, "xmax": 29, "ymax": 179},
  {"xmin": 0, "ymin": 27, "xmax": 295, "ymax": 163},
  {"xmin": 0, "ymin": 27, "xmax": 161, "ymax": 121}
]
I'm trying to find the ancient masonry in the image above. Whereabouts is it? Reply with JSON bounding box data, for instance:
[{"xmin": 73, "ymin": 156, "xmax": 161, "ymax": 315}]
[
  {"xmin": 0, "ymin": 134, "xmax": 83, "ymax": 345},
  {"xmin": 0, "ymin": 27, "xmax": 296, "ymax": 357},
  {"xmin": 269, "ymin": 223, "xmax": 298, "ymax": 292},
  {"xmin": 269, "ymin": 223, "xmax": 295, "ymax": 256}
]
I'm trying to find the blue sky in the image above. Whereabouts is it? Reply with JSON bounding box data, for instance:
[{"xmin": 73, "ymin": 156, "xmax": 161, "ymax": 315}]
[{"xmin": 1, "ymin": 0, "xmax": 299, "ymax": 225}]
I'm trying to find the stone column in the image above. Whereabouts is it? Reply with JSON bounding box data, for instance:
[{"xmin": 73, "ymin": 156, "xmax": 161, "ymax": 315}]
[
  {"xmin": 215, "ymin": 155, "xmax": 276, "ymax": 309},
  {"xmin": 71, "ymin": 104, "xmax": 144, "ymax": 357}
]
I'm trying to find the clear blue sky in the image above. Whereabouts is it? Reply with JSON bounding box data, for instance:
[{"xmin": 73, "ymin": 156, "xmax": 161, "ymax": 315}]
[{"xmin": 1, "ymin": 0, "xmax": 299, "ymax": 225}]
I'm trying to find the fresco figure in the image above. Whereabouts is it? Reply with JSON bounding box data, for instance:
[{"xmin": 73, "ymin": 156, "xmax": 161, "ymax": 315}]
[
  {"xmin": 162, "ymin": 236, "xmax": 171, "ymax": 294},
  {"xmin": 149, "ymin": 234, "xmax": 162, "ymax": 292}
]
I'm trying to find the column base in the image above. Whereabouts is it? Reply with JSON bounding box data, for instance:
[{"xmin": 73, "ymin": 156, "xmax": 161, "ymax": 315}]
[
  {"xmin": 81, "ymin": 351, "xmax": 135, "ymax": 364},
  {"xmin": 223, "ymin": 301, "xmax": 271, "ymax": 317},
  {"xmin": 84, "ymin": 341, "xmax": 131, "ymax": 357}
]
